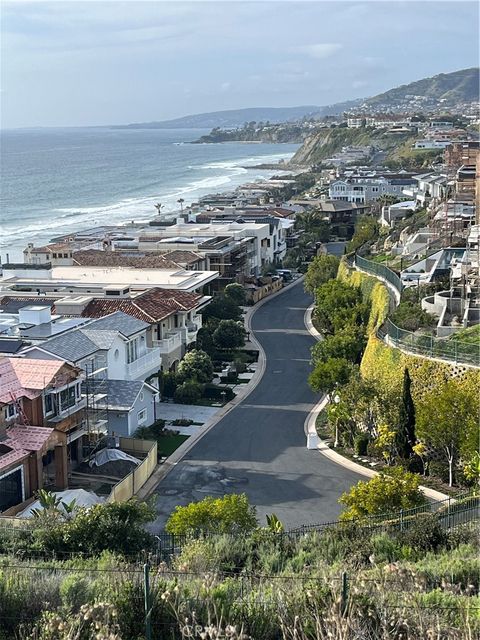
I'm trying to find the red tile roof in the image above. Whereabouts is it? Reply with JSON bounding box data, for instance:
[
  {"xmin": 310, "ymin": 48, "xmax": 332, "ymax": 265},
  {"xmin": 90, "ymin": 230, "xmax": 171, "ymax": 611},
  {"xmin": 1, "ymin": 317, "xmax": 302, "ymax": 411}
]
[
  {"xmin": 82, "ymin": 288, "xmax": 204, "ymax": 323},
  {"xmin": 162, "ymin": 250, "xmax": 204, "ymax": 265},
  {"xmin": 72, "ymin": 250, "xmax": 180, "ymax": 270}
]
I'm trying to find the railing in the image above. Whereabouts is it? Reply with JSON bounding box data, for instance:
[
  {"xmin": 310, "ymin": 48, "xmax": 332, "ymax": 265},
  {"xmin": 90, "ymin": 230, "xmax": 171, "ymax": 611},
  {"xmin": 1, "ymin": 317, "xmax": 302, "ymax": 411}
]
[
  {"xmin": 125, "ymin": 347, "xmax": 162, "ymax": 378},
  {"xmin": 152, "ymin": 332, "xmax": 182, "ymax": 353},
  {"xmin": 355, "ymin": 254, "xmax": 403, "ymax": 296},
  {"xmin": 153, "ymin": 491, "xmax": 478, "ymax": 558},
  {"xmin": 381, "ymin": 318, "xmax": 480, "ymax": 367}
]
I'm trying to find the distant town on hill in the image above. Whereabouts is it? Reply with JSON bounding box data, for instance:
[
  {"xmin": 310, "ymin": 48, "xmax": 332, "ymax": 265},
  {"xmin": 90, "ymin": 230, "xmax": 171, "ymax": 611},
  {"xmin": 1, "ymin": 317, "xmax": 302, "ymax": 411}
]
[{"xmin": 115, "ymin": 68, "xmax": 479, "ymax": 130}]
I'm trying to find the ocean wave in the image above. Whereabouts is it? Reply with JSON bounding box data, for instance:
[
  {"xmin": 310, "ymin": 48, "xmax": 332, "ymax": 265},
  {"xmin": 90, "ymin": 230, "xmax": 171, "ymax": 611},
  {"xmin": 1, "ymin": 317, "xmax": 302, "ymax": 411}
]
[{"xmin": 1, "ymin": 147, "xmax": 296, "ymax": 259}]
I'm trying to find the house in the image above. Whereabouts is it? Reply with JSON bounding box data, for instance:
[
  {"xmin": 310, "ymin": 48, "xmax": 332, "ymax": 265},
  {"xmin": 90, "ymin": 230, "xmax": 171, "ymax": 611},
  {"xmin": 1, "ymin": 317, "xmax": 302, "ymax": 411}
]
[
  {"xmin": 0, "ymin": 357, "xmax": 86, "ymax": 498},
  {"xmin": 0, "ymin": 262, "xmax": 219, "ymax": 295},
  {"xmin": 25, "ymin": 311, "xmax": 161, "ymax": 383},
  {"xmin": 380, "ymin": 201, "xmax": 416, "ymax": 228},
  {"xmin": 106, "ymin": 379, "xmax": 159, "ymax": 437},
  {"xmin": 329, "ymin": 177, "xmax": 416, "ymax": 204},
  {"xmin": 23, "ymin": 242, "xmax": 75, "ymax": 266},
  {"xmin": 0, "ymin": 421, "xmax": 60, "ymax": 513},
  {"xmin": 404, "ymin": 173, "xmax": 448, "ymax": 207},
  {"xmin": 77, "ymin": 289, "xmax": 208, "ymax": 371}
]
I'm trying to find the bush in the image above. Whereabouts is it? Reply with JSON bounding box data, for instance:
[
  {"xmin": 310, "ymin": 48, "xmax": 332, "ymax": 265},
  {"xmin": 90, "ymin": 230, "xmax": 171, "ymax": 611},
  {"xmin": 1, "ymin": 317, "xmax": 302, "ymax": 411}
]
[
  {"xmin": 213, "ymin": 319, "xmax": 246, "ymax": 350},
  {"xmin": 174, "ymin": 380, "xmax": 204, "ymax": 404},
  {"xmin": 399, "ymin": 513, "xmax": 448, "ymax": 552},
  {"xmin": 161, "ymin": 371, "xmax": 178, "ymax": 398},
  {"xmin": 339, "ymin": 467, "xmax": 426, "ymax": 521},
  {"xmin": 203, "ymin": 384, "xmax": 235, "ymax": 402},
  {"xmin": 354, "ymin": 433, "xmax": 370, "ymax": 456},
  {"xmin": 166, "ymin": 493, "xmax": 258, "ymax": 535},
  {"xmin": 60, "ymin": 574, "xmax": 93, "ymax": 611}
]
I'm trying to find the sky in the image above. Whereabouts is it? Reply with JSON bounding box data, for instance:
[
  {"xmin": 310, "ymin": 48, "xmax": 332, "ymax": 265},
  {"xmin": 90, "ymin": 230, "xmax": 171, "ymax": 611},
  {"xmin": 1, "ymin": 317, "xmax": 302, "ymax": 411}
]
[{"xmin": 1, "ymin": 0, "xmax": 479, "ymax": 128}]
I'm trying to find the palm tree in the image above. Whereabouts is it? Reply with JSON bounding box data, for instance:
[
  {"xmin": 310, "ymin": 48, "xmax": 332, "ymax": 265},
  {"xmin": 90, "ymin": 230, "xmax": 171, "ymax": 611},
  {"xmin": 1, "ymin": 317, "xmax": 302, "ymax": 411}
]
[
  {"xmin": 177, "ymin": 198, "xmax": 185, "ymax": 213},
  {"xmin": 154, "ymin": 202, "xmax": 163, "ymax": 216}
]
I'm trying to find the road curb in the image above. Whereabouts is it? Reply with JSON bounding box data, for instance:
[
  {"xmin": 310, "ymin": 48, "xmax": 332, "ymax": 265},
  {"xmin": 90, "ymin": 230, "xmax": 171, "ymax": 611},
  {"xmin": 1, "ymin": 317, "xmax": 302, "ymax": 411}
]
[
  {"xmin": 303, "ymin": 304, "xmax": 450, "ymax": 501},
  {"xmin": 137, "ymin": 276, "xmax": 305, "ymax": 501}
]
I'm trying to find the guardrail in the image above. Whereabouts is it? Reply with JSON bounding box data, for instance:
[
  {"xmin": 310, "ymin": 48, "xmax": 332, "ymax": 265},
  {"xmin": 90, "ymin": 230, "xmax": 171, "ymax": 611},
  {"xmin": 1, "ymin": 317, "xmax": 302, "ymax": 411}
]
[
  {"xmin": 350, "ymin": 255, "xmax": 479, "ymax": 368},
  {"xmin": 355, "ymin": 254, "xmax": 403, "ymax": 296},
  {"xmin": 380, "ymin": 318, "xmax": 480, "ymax": 367}
]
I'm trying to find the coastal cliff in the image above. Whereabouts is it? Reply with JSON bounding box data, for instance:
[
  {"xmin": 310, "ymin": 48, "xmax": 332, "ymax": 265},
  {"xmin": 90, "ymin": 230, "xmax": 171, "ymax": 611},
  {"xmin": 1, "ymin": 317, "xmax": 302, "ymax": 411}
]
[{"xmin": 290, "ymin": 127, "xmax": 418, "ymax": 166}]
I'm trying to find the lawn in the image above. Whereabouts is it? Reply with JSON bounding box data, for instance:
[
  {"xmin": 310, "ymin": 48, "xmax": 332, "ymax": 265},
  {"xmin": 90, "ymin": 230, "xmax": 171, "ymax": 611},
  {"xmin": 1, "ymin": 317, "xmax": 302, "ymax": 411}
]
[{"xmin": 156, "ymin": 433, "xmax": 189, "ymax": 457}]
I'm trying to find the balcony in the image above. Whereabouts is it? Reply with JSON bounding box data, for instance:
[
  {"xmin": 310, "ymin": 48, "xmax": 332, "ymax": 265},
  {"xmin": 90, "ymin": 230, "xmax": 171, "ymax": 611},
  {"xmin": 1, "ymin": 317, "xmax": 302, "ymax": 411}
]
[
  {"xmin": 152, "ymin": 331, "xmax": 182, "ymax": 355},
  {"xmin": 125, "ymin": 347, "xmax": 162, "ymax": 379}
]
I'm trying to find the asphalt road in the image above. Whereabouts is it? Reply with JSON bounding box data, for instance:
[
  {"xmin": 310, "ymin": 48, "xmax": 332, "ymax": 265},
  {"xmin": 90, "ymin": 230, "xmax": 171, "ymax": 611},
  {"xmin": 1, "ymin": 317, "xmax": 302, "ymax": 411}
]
[{"xmin": 152, "ymin": 279, "xmax": 362, "ymax": 530}]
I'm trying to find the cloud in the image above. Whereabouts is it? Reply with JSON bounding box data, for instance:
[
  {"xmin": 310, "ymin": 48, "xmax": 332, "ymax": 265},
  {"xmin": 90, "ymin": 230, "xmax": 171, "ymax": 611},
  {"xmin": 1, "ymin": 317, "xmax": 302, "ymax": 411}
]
[{"xmin": 295, "ymin": 43, "xmax": 343, "ymax": 59}]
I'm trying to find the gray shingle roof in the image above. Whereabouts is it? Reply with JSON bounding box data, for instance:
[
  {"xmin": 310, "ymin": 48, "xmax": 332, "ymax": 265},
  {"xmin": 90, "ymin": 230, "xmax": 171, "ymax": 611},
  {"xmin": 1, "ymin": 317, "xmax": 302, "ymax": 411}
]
[
  {"xmin": 87, "ymin": 311, "xmax": 149, "ymax": 337},
  {"xmin": 81, "ymin": 329, "xmax": 118, "ymax": 350},
  {"xmin": 106, "ymin": 379, "xmax": 149, "ymax": 411},
  {"xmin": 40, "ymin": 331, "xmax": 98, "ymax": 362}
]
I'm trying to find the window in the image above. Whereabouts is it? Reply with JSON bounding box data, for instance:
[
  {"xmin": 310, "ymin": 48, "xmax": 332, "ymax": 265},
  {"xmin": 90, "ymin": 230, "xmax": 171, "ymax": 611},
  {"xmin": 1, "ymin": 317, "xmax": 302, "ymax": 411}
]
[
  {"xmin": 60, "ymin": 386, "xmax": 77, "ymax": 412},
  {"xmin": 0, "ymin": 468, "xmax": 24, "ymax": 512},
  {"xmin": 53, "ymin": 253, "xmax": 58, "ymax": 259},
  {"xmin": 127, "ymin": 340, "xmax": 138, "ymax": 363},
  {"xmin": 7, "ymin": 404, "xmax": 17, "ymax": 419},
  {"xmin": 44, "ymin": 393, "xmax": 54, "ymax": 415},
  {"xmin": 137, "ymin": 409, "xmax": 147, "ymax": 424}
]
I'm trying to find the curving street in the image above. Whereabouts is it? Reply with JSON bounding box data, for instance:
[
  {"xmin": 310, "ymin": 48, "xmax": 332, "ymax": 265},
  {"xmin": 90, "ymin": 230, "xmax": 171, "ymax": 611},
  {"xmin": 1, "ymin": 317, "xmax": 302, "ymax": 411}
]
[{"xmin": 153, "ymin": 279, "xmax": 362, "ymax": 529}]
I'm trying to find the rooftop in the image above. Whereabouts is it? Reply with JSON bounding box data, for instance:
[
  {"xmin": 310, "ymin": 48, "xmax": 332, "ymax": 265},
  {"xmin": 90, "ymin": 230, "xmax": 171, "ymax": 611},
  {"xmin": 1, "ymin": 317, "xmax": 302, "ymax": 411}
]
[{"xmin": 0, "ymin": 357, "xmax": 66, "ymax": 404}]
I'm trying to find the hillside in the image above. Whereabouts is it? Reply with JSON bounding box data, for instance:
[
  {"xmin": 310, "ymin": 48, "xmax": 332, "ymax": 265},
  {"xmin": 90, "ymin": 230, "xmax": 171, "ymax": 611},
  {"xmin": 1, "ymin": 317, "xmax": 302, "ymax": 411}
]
[
  {"xmin": 114, "ymin": 106, "xmax": 323, "ymax": 129},
  {"xmin": 364, "ymin": 67, "xmax": 479, "ymax": 108},
  {"xmin": 290, "ymin": 127, "xmax": 417, "ymax": 165}
]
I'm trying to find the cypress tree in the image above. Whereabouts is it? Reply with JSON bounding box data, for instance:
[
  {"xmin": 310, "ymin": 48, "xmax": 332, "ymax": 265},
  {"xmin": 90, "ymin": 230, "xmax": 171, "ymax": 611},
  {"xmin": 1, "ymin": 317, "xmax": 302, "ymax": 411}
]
[{"xmin": 396, "ymin": 368, "xmax": 416, "ymax": 459}]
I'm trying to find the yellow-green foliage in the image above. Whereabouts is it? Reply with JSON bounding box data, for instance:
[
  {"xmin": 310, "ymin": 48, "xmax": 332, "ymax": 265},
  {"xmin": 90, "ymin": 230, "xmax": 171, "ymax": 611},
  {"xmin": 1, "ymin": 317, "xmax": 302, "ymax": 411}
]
[
  {"xmin": 338, "ymin": 258, "xmax": 480, "ymax": 405},
  {"xmin": 337, "ymin": 259, "xmax": 390, "ymax": 332}
]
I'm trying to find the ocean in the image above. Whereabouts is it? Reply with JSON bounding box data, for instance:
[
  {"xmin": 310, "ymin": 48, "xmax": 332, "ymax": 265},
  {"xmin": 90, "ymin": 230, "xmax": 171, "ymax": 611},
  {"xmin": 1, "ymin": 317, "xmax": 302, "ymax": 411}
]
[{"xmin": 0, "ymin": 127, "xmax": 299, "ymax": 261}]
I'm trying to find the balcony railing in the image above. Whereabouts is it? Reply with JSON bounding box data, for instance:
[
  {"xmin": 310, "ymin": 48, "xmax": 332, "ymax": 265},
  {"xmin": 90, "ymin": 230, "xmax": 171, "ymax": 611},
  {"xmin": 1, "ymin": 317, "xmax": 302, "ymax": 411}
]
[
  {"xmin": 152, "ymin": 332, "xmax": 182, "ymax": 354},
  {"xmin": 125, "ymin": 347, "xmax": 162, "ymax": 378}
]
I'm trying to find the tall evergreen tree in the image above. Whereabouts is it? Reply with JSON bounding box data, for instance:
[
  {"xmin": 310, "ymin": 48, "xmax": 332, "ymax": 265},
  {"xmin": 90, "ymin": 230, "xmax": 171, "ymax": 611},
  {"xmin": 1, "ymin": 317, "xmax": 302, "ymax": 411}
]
[{"xmin": 396, "ymin": 368, "xmax": 416, "ymax": 459}]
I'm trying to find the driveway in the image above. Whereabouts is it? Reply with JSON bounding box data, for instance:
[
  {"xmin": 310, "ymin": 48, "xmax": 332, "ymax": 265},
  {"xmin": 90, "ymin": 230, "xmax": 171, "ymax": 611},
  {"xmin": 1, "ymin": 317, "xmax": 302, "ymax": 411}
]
[{"xmin": 152, "ymin": 280, "xmax": 362, "ymax": 530}]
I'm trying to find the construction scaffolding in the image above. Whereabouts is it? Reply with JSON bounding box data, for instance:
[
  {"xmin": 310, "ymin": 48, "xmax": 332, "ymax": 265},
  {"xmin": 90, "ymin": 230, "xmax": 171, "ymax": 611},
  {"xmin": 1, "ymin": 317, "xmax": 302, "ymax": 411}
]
[{"xmin": 82, "ymin": 357, "xmax": 109, "ymax": 458}]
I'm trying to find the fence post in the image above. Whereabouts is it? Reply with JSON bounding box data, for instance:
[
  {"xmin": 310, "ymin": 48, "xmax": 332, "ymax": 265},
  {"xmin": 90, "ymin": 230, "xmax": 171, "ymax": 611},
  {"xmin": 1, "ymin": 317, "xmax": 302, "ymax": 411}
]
[
  {"xmin": 341, "ymin": 571, "xmax": 349, "ymax": 615},
  {"xmin": 447, "ymin": 497, "xmax": 451, "ymax": 529},
  {"xmin": 144, "ymin": 562, "xmax": 152, "ymax": 640},
  {"xmin": 400, "ymin": 509, "xmax": 404, "ymax": 532}
]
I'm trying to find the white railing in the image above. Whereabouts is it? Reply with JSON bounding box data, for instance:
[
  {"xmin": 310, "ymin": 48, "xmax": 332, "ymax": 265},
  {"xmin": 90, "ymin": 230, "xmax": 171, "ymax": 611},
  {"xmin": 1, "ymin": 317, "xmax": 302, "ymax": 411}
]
[
  {"xmin": 125, "ymin": 347, "xmax": 162, "ymax": 378},
  {"xmin": 152, "ymin": 332, "xmax": 182, "ymax": 354}
]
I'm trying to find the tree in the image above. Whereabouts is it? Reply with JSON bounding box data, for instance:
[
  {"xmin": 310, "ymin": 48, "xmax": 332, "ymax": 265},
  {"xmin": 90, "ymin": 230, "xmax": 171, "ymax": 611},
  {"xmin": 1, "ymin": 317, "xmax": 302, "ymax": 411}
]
[
  {"xmin": 202, "ymin": 294, "xmax": 242, "ymax": 322},
  {"xmin": 395, "ymin": 368, "xmax": 416, "ymax": 460},
  {"xmin": 224, "ymin": 283, "xmax": 247, "ymax": 306},
  {"xmin": 311, "ymin": 324, "xmax": 366, "ymax": 365},
  {"xmin": 339, "ymin": 467, "xmax": 426, "ymax": 521},
  {"xmin": 416, "ymin": 381, "xmax": 479, "ymax": 487},
  {"xmin": 313, "ymin": 280, "xmax": 364, "ymax": 335},
  {"xmin": 304, "ymin": 254, "xmax": 340, "ymax": 295},
  {"xmin": 213, "ymin": 319, "xmax": 246, "ymax": 350},
  {"xmin": 196, "ymin": 326, "xmax": 214, "ymax": 354},
  {"xmin": 308, "ymin": 358, "xmax": 355, "ymax": 395},
  {"xmin": 177, "ymin": 349, "xmax": 214, "ymax": 384},
  {"xmin": 166, "ymin": 493, "xmax": 258, "ymax": 535}
]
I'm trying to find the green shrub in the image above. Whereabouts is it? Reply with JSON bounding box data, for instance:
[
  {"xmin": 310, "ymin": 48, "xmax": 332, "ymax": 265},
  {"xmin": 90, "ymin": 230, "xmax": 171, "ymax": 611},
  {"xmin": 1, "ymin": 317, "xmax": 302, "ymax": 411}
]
[
  {"xmin": 174, "ymin": 380, "xmax": 204, "ymax": 404},
  {"xmin": 60, "ymin": 573, "xmax": 93, "ymax": 611},
  {"xmin": 203, "ymin": 384, "xmax": 235, "ymax": 402},
  {"xmin": 354, "ymin": 433, "xmax": 370, "ymax": 456},
  {"xmin": 399, "ymin": 514, "xmax": 447, "ymax": 553},
  {"xmin": 166, "ymin": 494, "xmax": 258, "ymax": 535}
]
